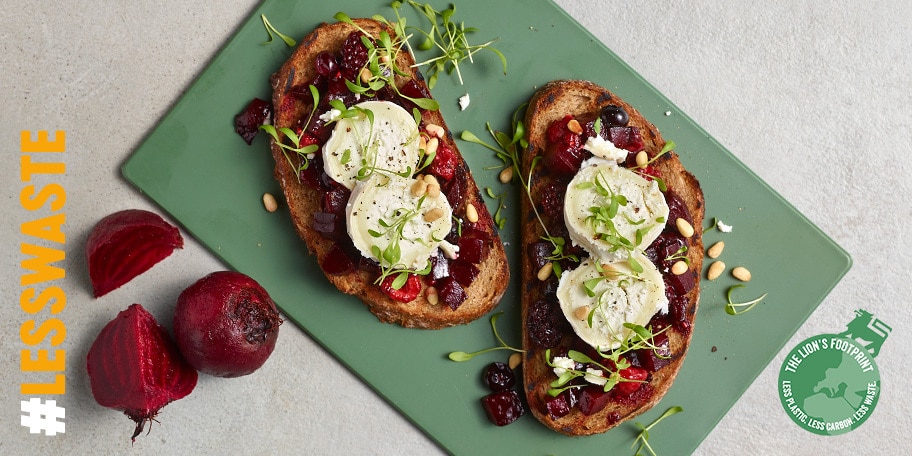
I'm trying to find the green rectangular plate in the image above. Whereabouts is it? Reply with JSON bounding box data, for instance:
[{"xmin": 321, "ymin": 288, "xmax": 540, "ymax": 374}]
[{"xmin": 122, "ymin": 0, "xmax": 851, "ymax": 453}]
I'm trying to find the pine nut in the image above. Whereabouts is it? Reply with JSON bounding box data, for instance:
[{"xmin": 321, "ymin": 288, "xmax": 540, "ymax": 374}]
[
  {"xmin": 676, "ymin": 218, "xmax": 695, "ymax": 238},
  {"xmin": 426, "ymin": 286, "xmax": 439, "ymax": 305},
  {"xmin": 419, "ymin": 135, "xmax": 428, "ymax": 151},
  {"xmin": 508, "ymin": 352, "xmax": 522, "ymax": 369},
  {"xmin": 262, "ymin": 193, "xmax": 278, "ymax": 212},
  {"xmin": 410, "ymin": 179, "xmax": 428, "ymax": 197},
  {"xmin": 732, "ymin": 266, "xmax": 752, "ymax": 282},
  {"xmin": 635, "ymin": 151, "xmax": 649, "ymax": 167},
  {"xmin": 671, "ymin": 260, "xmax": 688, "ymax": 275},
  {"xmin": 424, "ymin": 175, "xmax": 441, "ymax": 198},
  {"xmin": 424, "ymin": 207, "xmax": 445, "ymax": 222},
  {"xmin": 707, "ymin": 241, "xmax": 725, "ymax": 259},
  {"xmin": 359, "ymin": 67, "xmax": 373, "ymax": 83},
  {"xmin": 537, "ymin": 262, "xmax": 553, "ymax": 281},
  {"xmin": 573, "ymin": 305, "xmax": 590, "ymax": 321},
  {"xmin": 707, "ymin": 261, "xmax": 725, "ymax": 280},
  {"xmin": 566, "ymin": 118, "xmax": 583, "ymax": 134},
  {"xmin": 466, "ymin": 203, "xmax": 479, "ymax": 223},
  {"xmin": 426, "ymin": 137, "xmax": 439, "ymax": 156},
  {"xmin": 499, "ymin": 166, "xmax": 514, "ymax": 183},
  {"xmin": 426, "ymin": 124, "xmax": 445, "ymax": 138},
  {"xmin": 379, "ymin": 52, "xmax": 391, "ymax": 64}
]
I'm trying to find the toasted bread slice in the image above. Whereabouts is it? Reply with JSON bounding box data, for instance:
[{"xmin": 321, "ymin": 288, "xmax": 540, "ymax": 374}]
[
  {"xmin": 520, "ymin": 80, "xmax": 704, "ymax": 435},
  {"xmin": 268, "ymin": 18, "xmax": 508, "ymax": 328}
]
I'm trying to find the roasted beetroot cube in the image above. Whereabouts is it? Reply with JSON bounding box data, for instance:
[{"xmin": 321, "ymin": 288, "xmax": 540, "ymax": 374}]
[
  {"xmin": 527, "ymin": 241, "xmax": 552, "ymax": 272},
  {"xmin": 663, "ymin": 190, "xmax": 691, "ymax": 230},
  {"xmin": 449, "ymin": 260, "xmax": 479, "ymax": 288},
  {"xmin": 635, "ymin": 332, "xmax": 671, "ymax": 372},
  {"xmin": 481, "ymin": 390, "xmax": 525, "ymax": 426},
  {"xmin": 234, "ymin": 98, "xmax": 272, "ymax": 144},
  {"xmin": 608, "ymin": 126, "xmax": 644, "ymax": 152},
  {"xmin": 322, "ymin": 184, "xmax": 350, "ymax": 215},
  {"xmin": 457, "ymin": 228, "xmax": 490, "ymax": 264},
  {"xmin": 578, "ymin": 385, "xmax": 611, "ymax": 416},
  {"xmin": 437, "ymin": 277, "xmax": 467, "ymax": 310},
  {"xmin": 313, "ymin": 212, "xmax": 337, "ymax": 238},
  {"xmin": 665, "ymin": 269, "xmax": 696, "ymax": 295},
  {"xmin": 544, "ymin": 388, "xmax": 580, "ymax": 420},
  {"xmin": 320, "ymin": 243, "xmax": 355, "ymax": 275},
  {"xmin": 443, "ymin": 165, "xmax": 467, "ymax": 209}
]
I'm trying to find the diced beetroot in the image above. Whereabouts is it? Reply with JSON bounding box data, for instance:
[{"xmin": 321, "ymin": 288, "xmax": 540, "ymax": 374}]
[
  {"xmin": 481, "ymin": 390, "xmax": 525, "ymax": 426},
  {"xmin": 312, "ymin": 212, "xmax": 338, "ymax": 240},
  {"xmin": 322, "ymin": 183, "xmax": 350, "ymax": 215},
  {"xmin": 546, "ymin": 115, "xmax": 574, "ymax": 143},
  {"xmin": 664, "ymin": 190, "xmax": 692, "ymax": 231},
  {"xmin": 612, "ymin": 367, "xmax": 648, "ymax": 396},
  {"xmin": 665, "ymin": 269, "xmax": 696, "ymax": 296},
  {"xmin": 442, "ymin": 164, "xmax": 467, "ymax": 210},
  {"xmin": 437, "ymin": 277, "xmax": 467, "ymax": 310},
  {"xmin": 380, "ymin": 274, "xmax": 421, "ymax": 303},
  {"xmin": 320, "ymin": 243, "xmax": 356, "ymax": 276},
  {"xmin": 543, "ymin": 115, "xmax": 586, "ymax": 176},
  {"xmin": 608, "ymin": 126, "xmax": 645, "ymax": 152},
  {"xmin": 449, "ymin": 260, "xmax": 479, "ymax": 288},
  {"xmin": 457, "ymin": 228, "xmax": 490, "ymax": 264},
  {"xmin": 234, "ymin": 98, "xmax": 273, "ymax": 145},
  {"xmin": 667, "ymin": 295, "xmax": 691, "ymax": 333},
  {"xmin": 399, "ymin": 78, "xmax": 432, "ymax": 102},
  {"xmin": 578, "ymin": 385, "xmax": 611, "ymax": 416},
  {"xmin": 644, "ymin": 232, "xmax": 686, "ymax": 272},
  {"xmin": 635, "ymin": 332, "xmax": 672, "ymax": 372},
  {"xmin": 581, "ymin": 112, "xmax": 608, "ymax": 141},
  {"xmin": 544, "ymin": 388, "xmax": 580, "ymax": 420}
]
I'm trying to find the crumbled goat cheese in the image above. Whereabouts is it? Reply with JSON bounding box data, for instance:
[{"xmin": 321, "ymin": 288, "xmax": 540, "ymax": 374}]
[
  {"xmin": 717, "ymin": 220, "xmax": 733, "ymax": 232},
  {"xmin": 458, "ymin": 93, "xmax": 470, "ymax": 111}
]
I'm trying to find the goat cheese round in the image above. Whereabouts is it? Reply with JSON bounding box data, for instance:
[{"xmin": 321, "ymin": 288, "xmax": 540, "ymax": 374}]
[
  {"xmin": 556, "ymin": 254, "xmax": 668, "ymax": 351},
  {"xmin": 323, "ymin": 100, "xmax": 421, "ymax": 190},
  {"xmin": 564, "ymin": 162, "xmax": 669, "ymax": 263},
  {"xmin": 346, "ymin": 173, "xmax": 452, "ymax": 270}
]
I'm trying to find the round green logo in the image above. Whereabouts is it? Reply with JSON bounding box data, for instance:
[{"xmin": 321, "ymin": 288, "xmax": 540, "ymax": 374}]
[{"xmin": 778, "ymin": 334, "xmax": 880, "ymax": 435}]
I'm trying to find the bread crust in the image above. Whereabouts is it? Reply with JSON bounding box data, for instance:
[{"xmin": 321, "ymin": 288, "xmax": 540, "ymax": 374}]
[
  {"xmin": 268, "ymin": 19, "xmax": 508, "ymax": 328},
  {"xmin": 520, "ymin": 80, "xmax": 704, "ymax": 435}
]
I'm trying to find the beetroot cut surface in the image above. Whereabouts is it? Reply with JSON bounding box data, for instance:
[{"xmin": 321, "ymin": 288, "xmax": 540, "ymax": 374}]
[
  {"xmin": 86, "ymin": 303, "xmax": 198, "ymax": 442},
  {"xmin": 86, "ymin": 209, "xmax": 183, "ymax": 297}
]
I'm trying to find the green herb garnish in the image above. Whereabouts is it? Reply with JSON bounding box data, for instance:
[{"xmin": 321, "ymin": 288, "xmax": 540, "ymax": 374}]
[
  {"xmin": 334, "ymin": 12, "xmax": 440, "ymax": 111},
  {"xmin": 391, "ymin": 1, "xmax": 507, "ymax": 88},
  {"xmin": 724, "ymin": 284, "xmax": 768, "ymax": 315},
  {"xmin": 260, "ymin": 14, "xmax": 297, "ymax": 46},
  {"xmin": 448, "ymin": 312, "xmax": 524, "ymax": 361},
  {"xmin": 631, "ymin": 406, "xmax": 684, "ymax": 456},
  {"xmin": 484, "ymin": 187, "xmax": 507, "ymax": 230}
]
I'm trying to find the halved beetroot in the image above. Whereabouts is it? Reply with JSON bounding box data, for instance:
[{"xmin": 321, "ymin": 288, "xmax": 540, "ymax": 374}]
[
  {"xmin": 86, "ymin": 209, "xmax": 183, "ymax": 297},
  {"xmin": 86, "ymin": 303, "xmax": 198, "ymax": 441}
]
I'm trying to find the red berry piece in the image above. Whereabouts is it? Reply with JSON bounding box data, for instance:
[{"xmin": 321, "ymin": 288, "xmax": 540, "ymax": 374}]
[
  {"xmin": 608, "ymin": 126, "xmax": 645, "ymax": 152},
  {"xmin": 612, "ymin": 366, "xmax": 649, "ymax": 396},
  {"xmin": 481, "ymin": 390, "xmax": 525, "ymax": 426},
  {"xmin": 234, "ymin": 98, "xmax": 273, "ymax": 144},
  {"xmin": 85, "ymin": 209, "xmax": 183, "ymax": 298},
  {"xmin": 380, "ymin": 273, "xmax": 422, "ymax": 303},
  {"xmin": 86, "ymin": 303, "xmax": 198, "ymax": 442},
  {"xmin": 340, "ymin": 32, "xmax": 370, "ymax": 81}
]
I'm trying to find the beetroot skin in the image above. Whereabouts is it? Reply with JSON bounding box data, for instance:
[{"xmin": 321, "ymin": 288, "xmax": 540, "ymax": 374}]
[
  {"xmin": 173, "ymin": 271, "xmax": 282, "ymax": 378},
  {"xmin": 86, "ymin": 209, "xmax": 183, "ymax": 297},
  {"xmin": 86, "ymin": 303, "xmax": 198, "ymax": 441}
]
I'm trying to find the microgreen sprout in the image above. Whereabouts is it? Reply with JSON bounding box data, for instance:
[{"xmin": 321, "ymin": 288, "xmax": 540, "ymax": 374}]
[
  {"xmin": 724, "ymin": 285, "xmax": 768, "ymax": 315},
  {"xmin": 448, "ymin": 312, "xmax": 523, "ymax": 361},
  {"xmin": 631, "ymin": 406, "xmax": 684, "ymax": 456},
  {"xmin": 664, "ymin": 245, "xmax": 689, "ymax": 265},
  {"xmin": 333, "ymin": 12, "xmax": 440, "ymax": 111},
  {"xmin": 260, "ymin": 14, "xmax": 297, "ymax": 47},
  {"xmin": 259, "ymin": 125, "xmax": 319, "ymax": 177},
  {"xmin": 631, "ymin": 140, "xmax": 675, "ymax": 192},
  {"xmin": 484, "ymin": 187, "xmax": 507, "ymax": 230},
  {"xmin": 461, "ymin": 104, "xmax": 579, "ymax": 277},
  {"xmin": 391, "ymin": 1, "xmax": 507, "ymax": 88},
  {"xmin": 544, "ymin": 323, "xmax": 669, "ymax": 396}
]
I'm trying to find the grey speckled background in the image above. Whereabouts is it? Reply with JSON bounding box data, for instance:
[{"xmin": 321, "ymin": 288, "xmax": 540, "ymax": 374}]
[{"xmin": 2, "ymin": 1, "xmax": 910, "ymax": 454}]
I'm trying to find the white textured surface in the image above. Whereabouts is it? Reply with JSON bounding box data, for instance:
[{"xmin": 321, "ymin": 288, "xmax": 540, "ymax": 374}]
[{"xmin": 2, "ymin": 1, "xmax": 910, "ymax": 454}]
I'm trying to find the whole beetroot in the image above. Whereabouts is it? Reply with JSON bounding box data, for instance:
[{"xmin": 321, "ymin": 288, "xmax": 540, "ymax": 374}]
[
  {"xmin": 86, "ymin": 303, "xmax": 197, "ymax": 442},
  {"xmin": 173, "ymin": 271, "xmax": 282, "ymax": 377}
]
